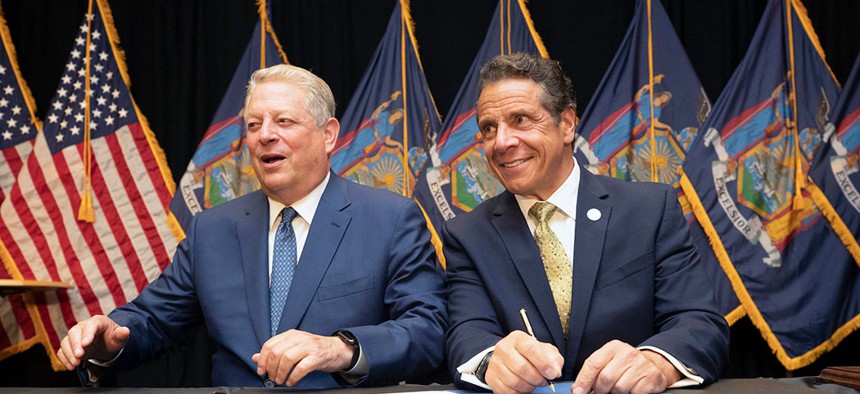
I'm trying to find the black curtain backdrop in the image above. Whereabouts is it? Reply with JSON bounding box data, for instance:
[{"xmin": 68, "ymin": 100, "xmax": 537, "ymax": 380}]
[{"xmin": 1, "ymin": 0, "xmax": 859, "ymax": 387}]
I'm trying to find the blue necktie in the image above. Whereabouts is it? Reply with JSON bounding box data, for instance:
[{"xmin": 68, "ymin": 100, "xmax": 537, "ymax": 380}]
[{"xmin": 270, "ymin": 207, "xmax": 298, "ymax": 337}]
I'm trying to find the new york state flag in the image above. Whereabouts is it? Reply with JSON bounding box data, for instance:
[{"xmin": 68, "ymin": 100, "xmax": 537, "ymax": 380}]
[{"xmin": 679, "ymin": 0, "xmax": 858, "ymax": 370}]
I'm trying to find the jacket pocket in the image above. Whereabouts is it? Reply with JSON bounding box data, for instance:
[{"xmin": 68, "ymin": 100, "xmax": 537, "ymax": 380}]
[
  {"xmin": 317, "ymin": 275, "xmax": 375, "ymax": 301},
  {"xmin": 594, "ymin": 253, "xmax": 651, "ymax": 290}
]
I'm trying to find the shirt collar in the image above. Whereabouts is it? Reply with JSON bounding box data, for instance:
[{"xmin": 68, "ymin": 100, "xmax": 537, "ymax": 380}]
[
  {"xmin": 268, "ymin": 171, "xmax": 331, "ymax": 231},
  {"xmin": 515, "ymin": 160, "xmax": 580, "ymax": 221}
]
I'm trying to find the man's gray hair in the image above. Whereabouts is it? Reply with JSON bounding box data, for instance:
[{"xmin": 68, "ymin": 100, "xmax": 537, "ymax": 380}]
[
  {"xmin": 478, "ymin": 53, "xmax": 576, "ymax": 124},
  {"xmin": 244, "ymin": 64, "xmax": 336, "ymax": 128}
]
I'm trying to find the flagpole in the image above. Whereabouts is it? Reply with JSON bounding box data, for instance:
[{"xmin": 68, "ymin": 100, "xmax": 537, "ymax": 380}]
[
  {"xmin": 400, "ymin": 0, "xmax": 410, "ymax": 197},
  {"xmin": 78, "ymin": 0, "xmax": 95, "ymax": 223},
  {"xmin": 506, "ymin": 0, "xmax": 512, "ymax": 54},
  {"xmin": 497, "ymin": 1, "xmax": 504, "ymax": 54},
  {"xmin": 786, "ymin": 0, "xmax": 804, "ymax": 210},
  {"xmin": 647, "ymin": 0, "xmax": 658, "ymax": 183},
  {"xmin": 259, "ymin": 0, "xmax": 266, "ymax": 69}
]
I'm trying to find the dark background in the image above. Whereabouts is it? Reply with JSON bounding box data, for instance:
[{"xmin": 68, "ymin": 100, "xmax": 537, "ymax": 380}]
[{"xmin": 1, "ymin": 0, "xmax": 859, "ymax": 387}]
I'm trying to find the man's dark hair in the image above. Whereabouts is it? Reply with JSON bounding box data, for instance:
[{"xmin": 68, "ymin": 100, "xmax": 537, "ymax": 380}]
[{"xmin": 478, "ymin": 52, "xmax": 577, "ymax": 124}]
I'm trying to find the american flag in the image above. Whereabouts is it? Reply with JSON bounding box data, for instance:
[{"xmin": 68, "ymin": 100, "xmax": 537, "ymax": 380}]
[
  {"xmin": 0, "ymin": 9, "xmax": 39, "ymax": 202},
  {"xmin": 0, "ymin": 6, "xmax": 43, "ymax": 363},
  {"xmin": 0, "ymin": 0, "xmax": 180, "ymax": 370}
]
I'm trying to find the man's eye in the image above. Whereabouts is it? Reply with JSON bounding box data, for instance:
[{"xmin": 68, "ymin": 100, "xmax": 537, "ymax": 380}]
[
  {"xmin": 247, "ymin": 122, "xmax": 260, "ymax": 130},
  {"xmin": 515, "ymin": 115, "xmax": 527, "ymax": 124},
  {"xmin": 481, "ymin": 126, "xmax": 497, "ymax": 139}
]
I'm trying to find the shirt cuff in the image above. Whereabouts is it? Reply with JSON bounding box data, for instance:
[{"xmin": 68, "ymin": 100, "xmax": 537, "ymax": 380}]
[
  {"xmin": 638, "ymin": 345, "xmax": 703, "ymax": 388},
  {"xmin": 456, "ymin": 346, "xmax": 495, "ymax": 390},
  {"xmin": 342, "ymin": 343, "xmax": 368, "ymax": 376},
  {"xmin": 87, "ymin": 347, "xmax": 124, "ymax": 368},
  {"xmin": 84, "ymin": 347, "xmax": 124, "ymax": 384},
  {"xmin": 336, "ymin": 343, "xmax": 368, "ymax": 385}
]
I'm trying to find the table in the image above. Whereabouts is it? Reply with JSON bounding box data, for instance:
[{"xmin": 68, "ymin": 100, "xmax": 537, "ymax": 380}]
[
  {"xmin": 0, "ymin": 279, "xmax": 71, "ymax": 296},
  {"xmin": 2, "ymin": 377, "xmax": 856, "ymax": 394}
]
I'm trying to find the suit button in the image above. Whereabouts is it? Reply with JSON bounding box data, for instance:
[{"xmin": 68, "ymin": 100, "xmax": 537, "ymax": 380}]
[{"xmin": 263, "ymin": 379, "xmax": 275, "ymax": 388}]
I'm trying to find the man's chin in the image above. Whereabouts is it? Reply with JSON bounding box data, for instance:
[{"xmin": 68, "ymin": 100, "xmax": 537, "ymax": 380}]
[
  {"xmin": 501, "ymin": 180, "xmax": 542, "ymax": 199},
  {"xmin": 257, "ymin": 177, "xmax": 290, "ymax": 195},
  {"xmin": 501, "ymin": 181, "xmax": 526, "ymax": 196}
]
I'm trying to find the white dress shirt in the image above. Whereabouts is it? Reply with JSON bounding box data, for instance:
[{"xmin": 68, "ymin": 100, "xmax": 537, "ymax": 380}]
[{"xmin": 266, "ymin": 172, "xmax": 329, "ymax": 278}]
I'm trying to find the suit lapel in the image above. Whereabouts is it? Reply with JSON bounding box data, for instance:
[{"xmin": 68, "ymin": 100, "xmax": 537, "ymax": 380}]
[
  {"xmin": 492, "ymin": 192, "xmax": 567, "ymax": 348},
  {"xmin": 568, "ymin": 170, "xmax": 610, "ymax": 360},
  {"xmin": 238, "ymin": 190, "xmax": 272, "ymax": 347},
  {"xmin": 277, "ymin": 174, "xmax": 351, "ymax": 332}
]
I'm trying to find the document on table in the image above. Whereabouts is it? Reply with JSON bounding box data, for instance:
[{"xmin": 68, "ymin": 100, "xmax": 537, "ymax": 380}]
[{"xmin": 385, "ymin": 381, "xmax": 574, "ymax": 393}]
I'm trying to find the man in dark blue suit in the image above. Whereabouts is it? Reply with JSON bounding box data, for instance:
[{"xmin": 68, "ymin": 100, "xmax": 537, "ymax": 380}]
[
  {"xmin": 444, "ymin": 53, "xmax": 728, "ymax": 394},
  {"xmin": 57, "ymin": 64, "xmax": 447, "ymax": 388}
]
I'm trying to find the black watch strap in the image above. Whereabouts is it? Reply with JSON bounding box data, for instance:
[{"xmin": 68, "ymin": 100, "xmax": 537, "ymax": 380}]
[
  {"xmin": 475, "ymin": 350, "xmax": 494, "ymax": 384},
  {"xmin": 334, "ymin": 330, "xmax": 360, "ymax": 371}
]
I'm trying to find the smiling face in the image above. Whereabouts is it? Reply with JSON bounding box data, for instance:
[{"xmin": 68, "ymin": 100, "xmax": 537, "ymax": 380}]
[
  {"xmin": 245, "ymin": 80, "xmax": 338, "ymax": 206},
  {"xmin": 477, "ymin": 78, "xmax": 576, "ymax": 200}
]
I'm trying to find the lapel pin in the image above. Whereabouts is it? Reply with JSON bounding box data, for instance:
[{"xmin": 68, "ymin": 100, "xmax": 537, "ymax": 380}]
[{"xmin": 586, "ymin": 208, "xmax": 601, "ymax": 221}]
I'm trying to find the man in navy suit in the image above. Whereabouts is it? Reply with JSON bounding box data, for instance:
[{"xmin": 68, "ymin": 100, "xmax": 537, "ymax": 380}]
[
  {"xmin": 57, "ymin": 64, "xmax": 447, "ymax": 388},
  {"xmin": 444, "ymin": 53, "xmax": 728, "ymax": 394}
]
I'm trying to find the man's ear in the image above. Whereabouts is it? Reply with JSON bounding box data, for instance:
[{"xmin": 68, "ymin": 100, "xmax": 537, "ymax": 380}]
[
  {"xmin": 322, "ymin": 118, "xmax": 340, "ymax": 154},
  {"xmin": 561, "ymin": 107, "xmax": 577, "ymax": 145}
]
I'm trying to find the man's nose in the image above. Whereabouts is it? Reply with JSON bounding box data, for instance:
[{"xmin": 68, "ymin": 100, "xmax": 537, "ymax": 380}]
[
  {"xmin": 257, "ymin": 119, "xmax": 278, "ymax": 142},
  {"xmin": 493, "ymin": 123, "xmax": 518, "ymax": 151}
]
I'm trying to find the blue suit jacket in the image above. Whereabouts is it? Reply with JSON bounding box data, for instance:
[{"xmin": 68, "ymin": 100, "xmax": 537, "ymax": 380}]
[
  {"xmin": 443, "ymin": 167, "xmax": 728, "ymax": 387},
  {"xmin": 108, "ymin": 173, "xmax": 447, "ymax": 388}
]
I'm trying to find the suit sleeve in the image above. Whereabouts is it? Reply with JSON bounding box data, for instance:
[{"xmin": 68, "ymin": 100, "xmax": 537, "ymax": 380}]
[
  {"xmin": 106, "ymin": 215, "xmax": 204, "ymax": 371},
  {"xmin": 346, "ymin": 200, "xmax": 448, "ymax": 384},
  {"xmin": 638, "ymin": 187, "xmax": 730, "ymax": 383},
  {"xmin": 442, "ymin": 219, "xmax": 508, "ymax": 388}
]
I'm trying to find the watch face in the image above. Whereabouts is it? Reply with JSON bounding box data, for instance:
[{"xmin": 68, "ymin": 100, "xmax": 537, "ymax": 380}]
[{"xmin": 337, "ymin": 330, "xmax": 357, "ymax": 345}]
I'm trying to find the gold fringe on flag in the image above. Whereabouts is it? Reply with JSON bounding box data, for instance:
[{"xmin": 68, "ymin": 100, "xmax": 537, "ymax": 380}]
[
  {"xmin": 807, "ymin": 179, "xmax": 860, "ymax": 265},
  {"xmin": 0, "ymin": 7, "xmax": 41, "ymax": 131},
  {"xmin": 255, "ymin": 0, "xmax": 289, "ymax": 67},
  {"xmin": 0, "ymin": 4, "xmax": 49, "ymax": 364},
  {"xmin": 518, "ymin": 0, "xmax": 549, "ymax": 59}
]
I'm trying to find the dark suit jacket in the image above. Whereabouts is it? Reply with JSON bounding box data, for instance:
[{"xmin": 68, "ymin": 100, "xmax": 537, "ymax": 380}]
[
  {"xmin": 443, "ymin": 167, "xmax": 729, "ymax": 387},
  {"xmin": 107, "ymin": 173, "xmax": 448, "ymax": 388}
]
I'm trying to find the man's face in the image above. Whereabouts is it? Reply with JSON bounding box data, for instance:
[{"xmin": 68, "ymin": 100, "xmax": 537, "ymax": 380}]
[
  {"xmin": 476, "ymin": 78, "xmax": 576, "ymax": 200},
  {"xmin": 245, "ymin": 80, "xmax": 338, "ymax": 205}
]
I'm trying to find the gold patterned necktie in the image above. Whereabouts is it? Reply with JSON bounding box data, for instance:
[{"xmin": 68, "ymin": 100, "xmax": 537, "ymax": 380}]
[{"xmin": 528, "ymin": 201, "xmax": 572, "ymax": 338}]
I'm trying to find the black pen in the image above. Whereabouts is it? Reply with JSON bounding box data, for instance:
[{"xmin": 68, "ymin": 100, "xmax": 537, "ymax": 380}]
[{"xmin": 519, "ymin": 308, "xmax": 556, "ymax": 392}]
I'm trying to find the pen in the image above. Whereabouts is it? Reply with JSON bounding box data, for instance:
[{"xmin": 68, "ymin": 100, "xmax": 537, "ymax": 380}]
[{"xmin": 519, "ymin": 308, "xmax": 556, "ymax": 392}]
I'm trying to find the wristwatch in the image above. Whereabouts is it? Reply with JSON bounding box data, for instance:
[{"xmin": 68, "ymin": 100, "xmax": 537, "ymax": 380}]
[
  {"xmin": 334, "ymin": 330, "xmax": 360, "ymax": 371},
  {"xmin": 474, "ymin": 351, "xmax": 494, "ymax": 384}
]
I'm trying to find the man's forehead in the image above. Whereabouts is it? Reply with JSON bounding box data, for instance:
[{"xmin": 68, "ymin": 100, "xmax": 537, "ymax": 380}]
[
  {"xmin": 480, "ymin": 77, "xmax": 540, "ymax": 97},
  {"xmin": 478, "ymin": 80, "xmax": 542, "ymax": 112},
  {"xmin": 248, "ymin": 81, "xmax": 306, "ymax": 105}
]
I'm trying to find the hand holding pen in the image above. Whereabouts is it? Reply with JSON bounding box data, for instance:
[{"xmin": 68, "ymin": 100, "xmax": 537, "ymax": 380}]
[
  {"xmin": 482, "ymin": 311, "xmax": 564, "ymax": 393},
  {"xmin": 520, "ymin": 308, "xmax": 556, "ymax": 392}
]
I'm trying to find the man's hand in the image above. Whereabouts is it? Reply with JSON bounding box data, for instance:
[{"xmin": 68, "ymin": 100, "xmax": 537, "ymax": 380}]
[
  {"xmin": 484, "ymin": 331, "xmax": 563, "ymax": 394},
  {"xmin": 572, "ymin": 340, "xmax": 681, "ymax": 394},
  {"xmin": 252, "ymin": 329, "xmax": 354, "ymax": 386},
  {"xmin": 57, "ymin": 315, "xmax": 130, "ymax": 370}
]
